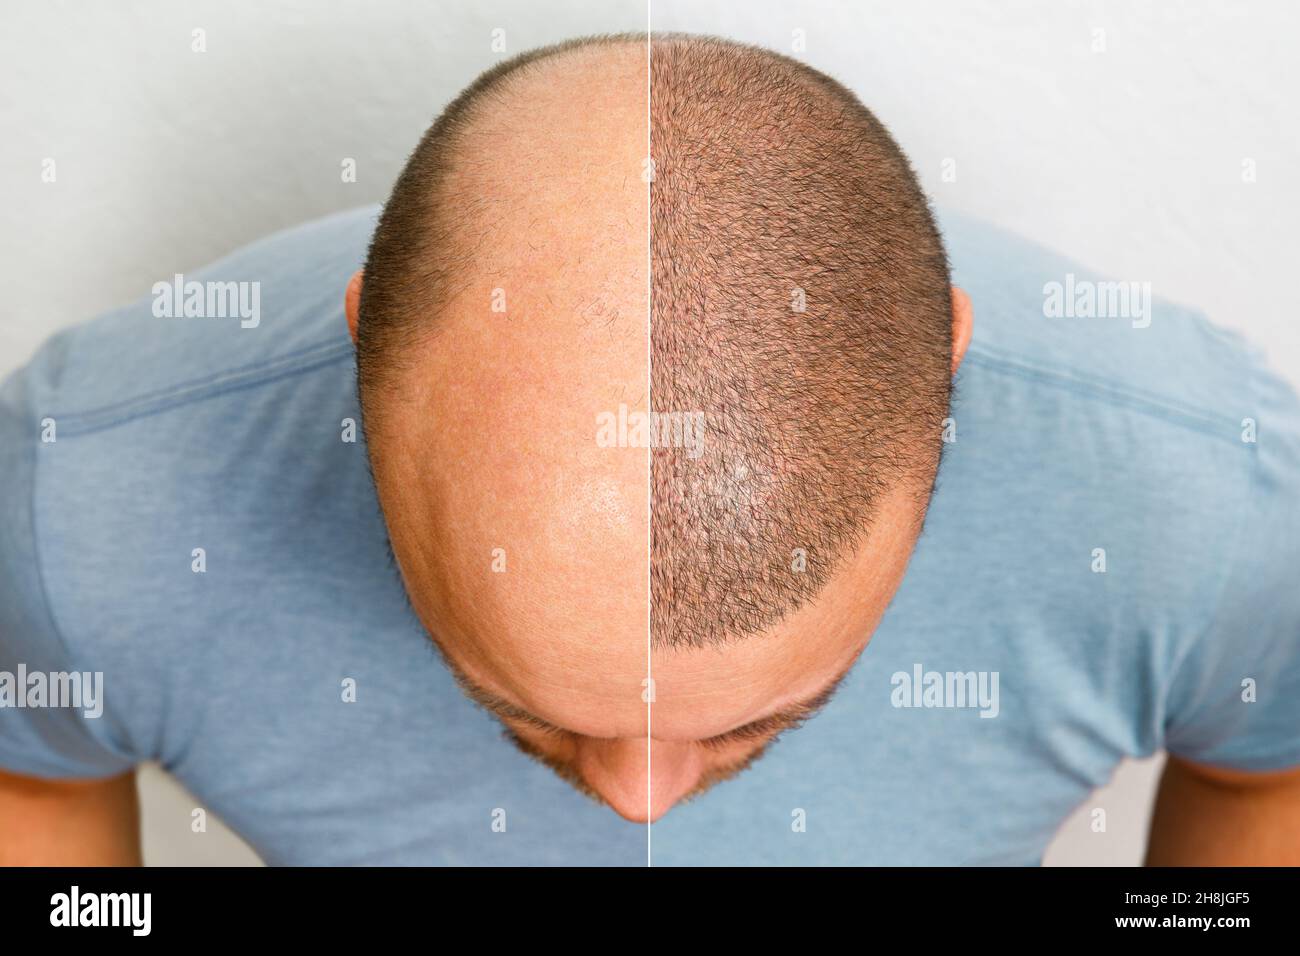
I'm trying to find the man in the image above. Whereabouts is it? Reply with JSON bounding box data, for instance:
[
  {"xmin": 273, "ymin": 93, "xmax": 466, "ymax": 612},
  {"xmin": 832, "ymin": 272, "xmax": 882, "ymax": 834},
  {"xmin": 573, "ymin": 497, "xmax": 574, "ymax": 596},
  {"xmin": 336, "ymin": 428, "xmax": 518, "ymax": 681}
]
[{"xmin": 2, "ymin": 35, "xmax": 1297, "ymax": 866}]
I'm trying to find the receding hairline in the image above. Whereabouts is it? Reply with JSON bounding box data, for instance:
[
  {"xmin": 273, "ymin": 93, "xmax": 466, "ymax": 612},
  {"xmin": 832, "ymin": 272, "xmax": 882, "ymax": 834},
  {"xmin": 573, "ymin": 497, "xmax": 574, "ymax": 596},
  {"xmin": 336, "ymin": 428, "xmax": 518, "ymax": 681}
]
[
  {"xmin": 423, "ymin": 33, "xmax": 644, "ymax": 141},
  {"xmin": 357, "ymin": 31, "xmax": 911, "ymax": 391},
  {"xmin": 355, "ymin": 32, "xmax": 648, "ymax": 399}
]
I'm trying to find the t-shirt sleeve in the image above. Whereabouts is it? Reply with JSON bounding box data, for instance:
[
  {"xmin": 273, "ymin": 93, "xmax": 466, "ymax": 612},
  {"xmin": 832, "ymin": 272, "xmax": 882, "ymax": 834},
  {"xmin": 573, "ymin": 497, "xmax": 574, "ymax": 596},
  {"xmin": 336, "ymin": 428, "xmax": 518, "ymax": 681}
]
[
  {"xmin": 0, "ymin": 339, "xmax": 137, "ymax": 779},
  {"xmin": 1163, "ymin": 356, "xmax": 1300, "ymax": 771}
]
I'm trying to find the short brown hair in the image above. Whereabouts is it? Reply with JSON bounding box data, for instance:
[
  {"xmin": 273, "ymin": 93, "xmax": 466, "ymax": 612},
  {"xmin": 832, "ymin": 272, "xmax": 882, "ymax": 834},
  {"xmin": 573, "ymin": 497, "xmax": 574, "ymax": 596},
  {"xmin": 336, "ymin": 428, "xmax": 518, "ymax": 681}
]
[{"xmin": 648, "ymin": 36, "xmax": 952, "ymax": 648}]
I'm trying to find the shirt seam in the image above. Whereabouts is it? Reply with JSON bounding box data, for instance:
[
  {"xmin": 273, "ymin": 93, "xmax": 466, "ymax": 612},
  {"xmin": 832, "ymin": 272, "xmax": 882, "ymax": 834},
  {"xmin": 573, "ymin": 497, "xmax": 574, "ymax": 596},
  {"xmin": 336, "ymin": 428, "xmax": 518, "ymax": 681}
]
[
  {"xmin": 965, "ymin": 341, "xmax": 1259, "ymax": 761},
  {"xmin": 964, "ymin": 344, "xmax": 1236, "ymax": 442},
  {"xmin": 28, "ymin": 424, "xmax": 137, "ymax": 772},
  {"xmin": 51, "ymin": 340, "xmax": 355, "ymax": 438},
  {"xmin": 1157, "ymin": 368, "xmax": 1262, "ymax": 764}
]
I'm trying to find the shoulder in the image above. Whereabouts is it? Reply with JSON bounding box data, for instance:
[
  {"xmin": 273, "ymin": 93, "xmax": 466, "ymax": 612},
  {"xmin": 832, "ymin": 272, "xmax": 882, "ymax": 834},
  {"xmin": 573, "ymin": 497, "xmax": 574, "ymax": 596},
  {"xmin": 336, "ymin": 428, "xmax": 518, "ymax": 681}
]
[
  {"xmin": 0, "ymin": 206, "xmax": 385, "ymax": 770},
  {"xmin": 939, "ymin": 208, "xmax": 1269, "ymax": 438},
  {"xmin": 940, "ymin": 211, "xmax": 1300, "ymax": 501},
  {"xmin": 937, "ymin": 209, "xmax": 1300, "ymax": 625},
  {"xmin": 23, "ymin": 204, "xmax": 379, "ymax": 434}
]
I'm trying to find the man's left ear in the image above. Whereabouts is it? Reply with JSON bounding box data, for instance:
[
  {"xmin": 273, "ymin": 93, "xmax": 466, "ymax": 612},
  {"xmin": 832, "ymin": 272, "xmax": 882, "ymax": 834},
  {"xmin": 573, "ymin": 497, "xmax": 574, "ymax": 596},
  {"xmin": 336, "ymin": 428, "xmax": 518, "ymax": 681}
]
[
  {"xmin": 950, "ymin": 285, "xmax": 973, "ymax": 377},
  {"xmin": 345, "ymin": 270, "xmax": 364, "ymax": 345}
]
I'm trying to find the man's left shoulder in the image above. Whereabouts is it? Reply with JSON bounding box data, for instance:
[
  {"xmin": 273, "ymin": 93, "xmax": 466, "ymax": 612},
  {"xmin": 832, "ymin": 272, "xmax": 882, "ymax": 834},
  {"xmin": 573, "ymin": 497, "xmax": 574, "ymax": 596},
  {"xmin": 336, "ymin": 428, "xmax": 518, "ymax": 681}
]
[
  {"xmin": 940, "ymin": 211, "xmax": 1300, "ymax": 624},
  {"xmin": 940, "ymin": 211, "xmax": 1272, "ymax": 433}
]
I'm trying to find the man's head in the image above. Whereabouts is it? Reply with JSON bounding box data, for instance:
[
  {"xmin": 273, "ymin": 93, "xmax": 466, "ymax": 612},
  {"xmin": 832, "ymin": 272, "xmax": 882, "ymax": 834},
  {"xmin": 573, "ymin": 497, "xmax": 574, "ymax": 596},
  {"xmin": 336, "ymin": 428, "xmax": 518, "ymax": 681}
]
[{"xmin": 346, "ymin": 34, "xmax": 972, "ymax": 821}]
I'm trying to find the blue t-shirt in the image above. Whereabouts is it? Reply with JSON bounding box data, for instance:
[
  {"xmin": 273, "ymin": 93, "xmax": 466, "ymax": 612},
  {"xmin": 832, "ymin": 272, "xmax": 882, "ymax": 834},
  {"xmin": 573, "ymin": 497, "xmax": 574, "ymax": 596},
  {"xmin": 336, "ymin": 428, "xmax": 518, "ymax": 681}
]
[{"xmin": 2, "ymin": 206, "xmax": 1298, "ymax": 865}]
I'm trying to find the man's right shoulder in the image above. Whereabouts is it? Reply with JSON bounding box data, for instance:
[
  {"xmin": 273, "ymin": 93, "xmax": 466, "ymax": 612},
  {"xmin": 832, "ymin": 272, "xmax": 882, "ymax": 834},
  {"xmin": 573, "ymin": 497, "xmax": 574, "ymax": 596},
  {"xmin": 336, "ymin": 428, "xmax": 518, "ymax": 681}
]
[
  {"xmin": 0, "ymin": 206, "xmax": 391, "ymax": 776},
  {"xmin": 10, "ymin": 204, "xmax": 379, "ymax": 432}
]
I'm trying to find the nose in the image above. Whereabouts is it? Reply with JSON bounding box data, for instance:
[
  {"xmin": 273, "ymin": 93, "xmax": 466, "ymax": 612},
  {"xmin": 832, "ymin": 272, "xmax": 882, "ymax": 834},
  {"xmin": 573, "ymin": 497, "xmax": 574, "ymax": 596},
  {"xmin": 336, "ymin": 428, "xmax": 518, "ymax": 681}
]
[{"xmin": 575, "ymin": 736, "xmax": 702, "ymax": 823}]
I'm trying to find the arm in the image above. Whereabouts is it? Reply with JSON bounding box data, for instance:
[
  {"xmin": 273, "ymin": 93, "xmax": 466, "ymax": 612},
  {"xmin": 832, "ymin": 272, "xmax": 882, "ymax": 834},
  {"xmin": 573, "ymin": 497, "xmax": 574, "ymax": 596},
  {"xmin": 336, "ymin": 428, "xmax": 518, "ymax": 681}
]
[
  {"xmin": 1145, "ymin": 755, "xmax": 1300, "ymax": 865},
  {"xmin": 0, "ymin": 766, "xmax": 142, "ymax": 866}
]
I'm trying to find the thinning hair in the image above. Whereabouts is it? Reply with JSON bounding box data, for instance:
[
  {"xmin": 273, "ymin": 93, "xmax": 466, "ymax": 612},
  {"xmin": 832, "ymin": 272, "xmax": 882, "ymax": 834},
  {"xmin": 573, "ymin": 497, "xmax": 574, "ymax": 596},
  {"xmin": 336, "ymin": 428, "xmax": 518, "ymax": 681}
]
[
  {"xmin": 357, "ymin": 34, "xmax": 953, "ymax": 650},
  {"xmin": 356, "ymin": 34, "xmax": 637, "ymax": 396}
]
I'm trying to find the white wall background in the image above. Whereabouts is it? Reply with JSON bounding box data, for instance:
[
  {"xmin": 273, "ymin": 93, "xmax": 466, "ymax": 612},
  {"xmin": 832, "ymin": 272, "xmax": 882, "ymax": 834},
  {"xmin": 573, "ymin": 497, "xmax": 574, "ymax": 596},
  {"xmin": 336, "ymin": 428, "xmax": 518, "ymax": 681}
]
[{"xmin": 3, "ymin": 0, "xmax": 1294, "ymax": 866}]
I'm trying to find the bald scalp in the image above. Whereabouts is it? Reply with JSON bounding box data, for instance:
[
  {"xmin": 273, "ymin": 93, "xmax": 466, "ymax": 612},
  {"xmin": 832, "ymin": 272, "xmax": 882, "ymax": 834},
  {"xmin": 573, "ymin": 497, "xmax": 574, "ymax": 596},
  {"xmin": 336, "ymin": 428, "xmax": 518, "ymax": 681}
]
[
  {"xmin": 357, "ymin": 34, "xmax": 953, "ymax": 651},
  {"xmin": 356, "ymin": 33, "xmax": 643, "ymax": 400}
]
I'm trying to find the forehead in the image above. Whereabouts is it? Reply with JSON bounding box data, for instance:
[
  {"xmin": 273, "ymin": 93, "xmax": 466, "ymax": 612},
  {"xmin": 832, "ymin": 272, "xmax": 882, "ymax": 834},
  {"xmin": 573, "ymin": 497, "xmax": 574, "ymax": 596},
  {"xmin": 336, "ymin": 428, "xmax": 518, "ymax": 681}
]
[
  {"xmin": 377, "ymin": 410, "xmax": 917, "ymax": 743},
  {"xmin": 372, "ymin": 258, "xmax": 651, "ymax": 724},
  {"xmin": 426, "ymin": 512, "xmax": 910, "ymax": 742}
]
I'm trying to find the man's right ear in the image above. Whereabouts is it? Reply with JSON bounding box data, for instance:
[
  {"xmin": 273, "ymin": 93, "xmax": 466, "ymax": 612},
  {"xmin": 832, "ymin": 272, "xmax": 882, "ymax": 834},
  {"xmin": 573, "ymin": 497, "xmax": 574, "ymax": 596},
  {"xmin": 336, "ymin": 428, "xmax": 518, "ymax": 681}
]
[
  {"xmin": 950, "ymin": 285, "xmax": 973, "ymax": 377},
  {"xmin": 345, "ymin": 270, "xmax": 364, "ymax": 345}
]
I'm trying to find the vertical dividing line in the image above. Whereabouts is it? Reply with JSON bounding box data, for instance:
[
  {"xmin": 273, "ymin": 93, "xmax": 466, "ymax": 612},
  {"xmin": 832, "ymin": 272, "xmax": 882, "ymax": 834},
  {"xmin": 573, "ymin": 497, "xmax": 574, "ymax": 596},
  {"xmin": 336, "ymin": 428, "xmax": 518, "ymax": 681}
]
[{"xmin": 645, "ymin": 4, "xmax": 654, "ymax": 868}]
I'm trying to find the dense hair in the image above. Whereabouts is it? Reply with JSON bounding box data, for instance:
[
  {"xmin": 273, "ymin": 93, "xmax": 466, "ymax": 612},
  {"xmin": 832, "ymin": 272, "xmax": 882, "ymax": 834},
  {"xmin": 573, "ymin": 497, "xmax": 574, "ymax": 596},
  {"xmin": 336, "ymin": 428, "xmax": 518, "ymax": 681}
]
[
  {"xmin": 649, "ymin": 36, "xmax": 952, "ymax": 648},
  {"xmin": 358, "ymin": 34, "xmax": 953, "ymax": 649}
]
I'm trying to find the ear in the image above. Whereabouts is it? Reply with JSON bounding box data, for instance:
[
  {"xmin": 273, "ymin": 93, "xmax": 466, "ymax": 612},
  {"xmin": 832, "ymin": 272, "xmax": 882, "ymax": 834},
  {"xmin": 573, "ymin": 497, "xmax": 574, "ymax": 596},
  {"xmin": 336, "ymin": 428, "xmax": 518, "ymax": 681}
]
[
  {"xmin": 950, "ymin": 285, "xmax": 973, "ymax": 376},
  {"xmin": 345, "ymin": 269, "xmax": 364, "ymax": 346}
]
